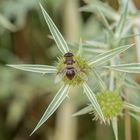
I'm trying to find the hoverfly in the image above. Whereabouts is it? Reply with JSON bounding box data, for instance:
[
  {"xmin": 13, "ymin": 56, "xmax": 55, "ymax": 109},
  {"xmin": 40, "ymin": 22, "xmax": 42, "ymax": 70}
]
[{"xmin": 55, "ymin": 52, "xmax": 88, "ymax": 83}]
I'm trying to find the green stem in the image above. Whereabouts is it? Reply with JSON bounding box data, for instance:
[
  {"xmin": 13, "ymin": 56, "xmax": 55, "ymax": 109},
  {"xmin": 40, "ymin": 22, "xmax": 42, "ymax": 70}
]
[
  {"xmin": 109, "ymin": 60, "xmax": 115, "ymax": 91},
  {"xmin": 124, "ymin": 87, "xmax": 132, "ymax": 140}
]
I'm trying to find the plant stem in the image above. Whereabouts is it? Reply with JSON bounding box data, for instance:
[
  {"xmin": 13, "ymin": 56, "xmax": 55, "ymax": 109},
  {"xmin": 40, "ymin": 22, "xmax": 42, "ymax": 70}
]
[
  {"xmin": 53, "ymin": 101, "xmax": 77, "ymax": 140},
  {"xmin": 109, "ymin": 60, "xmax": 115, "ymax": 91},
  {"xmin": 63, "ymin": 0, "xmax": 81, "ymax": 42},
  {"xmin": 124, "ymin": 87, "xmax": 131, "ymax": 140}
]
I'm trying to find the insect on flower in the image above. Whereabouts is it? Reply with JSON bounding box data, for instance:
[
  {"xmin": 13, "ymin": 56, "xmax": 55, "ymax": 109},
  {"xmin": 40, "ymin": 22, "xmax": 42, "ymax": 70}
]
[
  {"xmin": 6, "ymin": 3, "xmax": 140, "ymax": 137},
  {"xmin": 55, "ymin": 52, "xmax": 88, "ymax": 83}
]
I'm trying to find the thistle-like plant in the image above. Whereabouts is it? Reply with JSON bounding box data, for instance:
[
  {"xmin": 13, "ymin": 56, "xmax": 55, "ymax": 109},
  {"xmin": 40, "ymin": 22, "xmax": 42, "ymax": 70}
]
[
  {"xmin": 7, "ymin": 2, "xmax": 140, "ymax": 139},
  {"xmin": 72, "ymin": 1, "xmax": 140, "ymax": 140},
  {"xmin": 73, "ymin": 82, "xmax": 140, "ymax": 140},
  {"xmin": 7, "ymin": 3, "xmax": 104, "ymax": 135}
]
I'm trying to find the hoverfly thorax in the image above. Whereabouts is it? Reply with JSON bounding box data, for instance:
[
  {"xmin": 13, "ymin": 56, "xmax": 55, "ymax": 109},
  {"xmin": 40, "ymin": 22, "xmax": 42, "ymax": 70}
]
[{"xmin": 64, "ymin": 52, "xmax": 75, "ymax": 65}]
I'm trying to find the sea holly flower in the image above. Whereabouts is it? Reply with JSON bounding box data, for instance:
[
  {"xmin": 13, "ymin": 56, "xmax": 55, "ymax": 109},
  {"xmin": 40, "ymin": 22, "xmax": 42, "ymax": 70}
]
[
  {"xmin": 73, "ymin": 90, "xmax": 123, "ymax": 123},
  {"xmin": 7, "ymin": 3, "xmax": 134, "ymax": 135},
  {"xmin": 73, "ymin": 89, "xmax": 140, "ymax": 140},
  {"xmin": 71, "ymin": 1, "xmax": 140, "ymax": 140},
  {"xmin": 93, "ymin": 91, "xmax": 123, "ymax": 124}
]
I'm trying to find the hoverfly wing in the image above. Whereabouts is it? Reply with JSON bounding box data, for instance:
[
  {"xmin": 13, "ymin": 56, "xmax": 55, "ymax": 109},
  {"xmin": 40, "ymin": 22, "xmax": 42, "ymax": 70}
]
[
  {"xmin": 78, "ymin": 71, "xmax": 88, "ymax": 81},
  {"xmin": 75, "ymin": 69, "xmax": 88, "ymax": 81},
  {"xmin": 54, "ymin": 69, "xmax": 66, "ymax": 83}
]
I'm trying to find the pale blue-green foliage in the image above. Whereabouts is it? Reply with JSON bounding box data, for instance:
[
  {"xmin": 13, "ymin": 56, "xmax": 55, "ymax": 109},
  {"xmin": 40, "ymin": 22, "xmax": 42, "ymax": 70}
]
[
  {"xmin": 130, "ymin": 112, "xmax": 140, "ymax": 122},
  {"xmin": 6, "ymin": 1, "xmax": 140, "ymax": 139},
  {"xmin": 72, "ymin": 105, "xmax": 93, "ymax": 117},
  {"xmin": 7, "ymin": 3, "xmax": 105, "ymax": 135},
  {"xmin": 40, "ymin": 3, "xmax": 69, "ymax": 54},
  {"xmin": 92, "ymin": 69, "xmax": 106, "ymax": 90},
  {"xmin": 7, "ymin": 64, "xmax": 57, "ymax": 74},
  {"xmin": 30, "ymin": 85, "xmax": 70, "ymax": 135},
  {"xmin": 78, "ymin": 1, "xmax": 140, "ymax": 140},
  {"xmin": 83, "ymin": 83, "xmax": 105, "ymax": 122},
  {"xmin": 79, "ymin": 0, "xmax": 119, "ymax": 21},
  {"xmin": 125, "ymin": 77, "xmax": 140, "ymax": 90},
  {"xmin": 115, "ymin": 0, "xmax": 128, "ymax": 39},
  {"xmin": 112, "ymin": 118, "xmax": 118, "ymax": 140},
  {"xmin": 7, "ymin": 33, "xmax": 135, "ymax": 135},
  {"xmin": 88, "ymin": 44, "xmax": 134, "ymax": 66},
  {"xmin": 103, "ymin": 63, "xmax": 140, "ymax": 73},
  {"xmin": 124, "ymin": 102, "xmax": 140, "ymax": 112}
]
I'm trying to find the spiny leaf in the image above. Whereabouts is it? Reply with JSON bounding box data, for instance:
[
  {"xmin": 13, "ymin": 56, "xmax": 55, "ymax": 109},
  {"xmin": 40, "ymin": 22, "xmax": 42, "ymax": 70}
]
[
  {"xmin": 121, "ymin": 33, "xmax": 140, "ymax": 40},
  {"xmin": 116, "ymin": 73, "xmax": 126, "ymax": 90},
  {"xmin": 88, "ymin": 44, "xmax": 134, "ymax": 67},
  {"xmin": 112, "ymin": 118, "xmax": 118, "ymax": 140},
  {"xmin": 30, "ymin": 85, "xmax": 70, "ymax": 135},
  {"xmin": 83, "ymin": 83, "xmax": 105, "ymax": 122},
  {"xmin": 124, "ymin": 77, "xmax": 140, "ymax": 90},
  {"xmin": 124, "ymin": 102, "xmax": 140, "ymax": 112},
  {"xmin": 129, "ymin": 112, "xmax": 140, "ymax": 122},
  {"xmin": 82, "ymin": 45, "xmax": 106, "ymax": 54},
  {"xmin": 77, "ymin": 38, "xmax": 83, "ymax": 56},
  {"xmin": 79, "ymin": 1, "xmax": 119, "ymax": 21},
  {"xmin": 103, "ymin": 63, "xmax": 140, "ymax": 74},
  {"xmin": 70, "ymin": 40, "xmax": 107, "ymax": 54},
  {"xmin": 92, "ymin": 69, "xmax": 106, "ymax": 90},
  {"xmin": 97, "ymin": 8, "xmax": 113, "ymax": 35},
  {"xmin": 7, "ymin": 64, "xmax": 57, "ymax": 74},
  {"xmin": 85, "ymin": 40, "xmax": 107, "ymax": 48},
  {"xmin": 39, "ymin": 3, "xmax": 69, "ymax": 54},
  {"xmin": 72, "ymin": 105, "xmax": 93, "ymax": 117},
  {"xmin": 115, "ymin": 1, "xmax": 128, "ymax": 38}
]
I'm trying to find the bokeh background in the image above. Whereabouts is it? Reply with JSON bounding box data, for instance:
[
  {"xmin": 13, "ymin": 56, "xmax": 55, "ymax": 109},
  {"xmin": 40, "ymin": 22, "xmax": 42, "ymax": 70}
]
[{"xmin": 0, "ymin": 0, "xmax": 140, "ymax": 140}]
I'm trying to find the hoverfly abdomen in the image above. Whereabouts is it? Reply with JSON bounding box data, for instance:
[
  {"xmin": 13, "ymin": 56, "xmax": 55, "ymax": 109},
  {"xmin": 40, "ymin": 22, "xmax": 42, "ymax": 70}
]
[
  {"xmin": 64, "ymin": 52, "xmax": 75, "ymax": 80},
  {"xmin": 66, "ymin": 67, "xmax": 75, "ymax": 80}
]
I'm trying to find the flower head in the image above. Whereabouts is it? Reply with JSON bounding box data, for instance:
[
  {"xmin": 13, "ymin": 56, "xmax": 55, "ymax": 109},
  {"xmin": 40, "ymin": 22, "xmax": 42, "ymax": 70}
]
[
  {"xmin": 73, "ymin": 87, "xmax": 140, "ymax": 140},
  {"xmin": 93, "ymin": 91, "xmax": 123, "ymax": 124},
  {"xmin": 56, "ymin": 53, "xmax": 91, "ymax": 85}
]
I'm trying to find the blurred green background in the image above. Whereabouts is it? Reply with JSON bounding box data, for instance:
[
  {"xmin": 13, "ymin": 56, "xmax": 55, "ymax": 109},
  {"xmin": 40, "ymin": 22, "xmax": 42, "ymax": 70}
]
[{"xmin": 0, "ymin": 0, "xmax": 140, "ymax": 140}]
